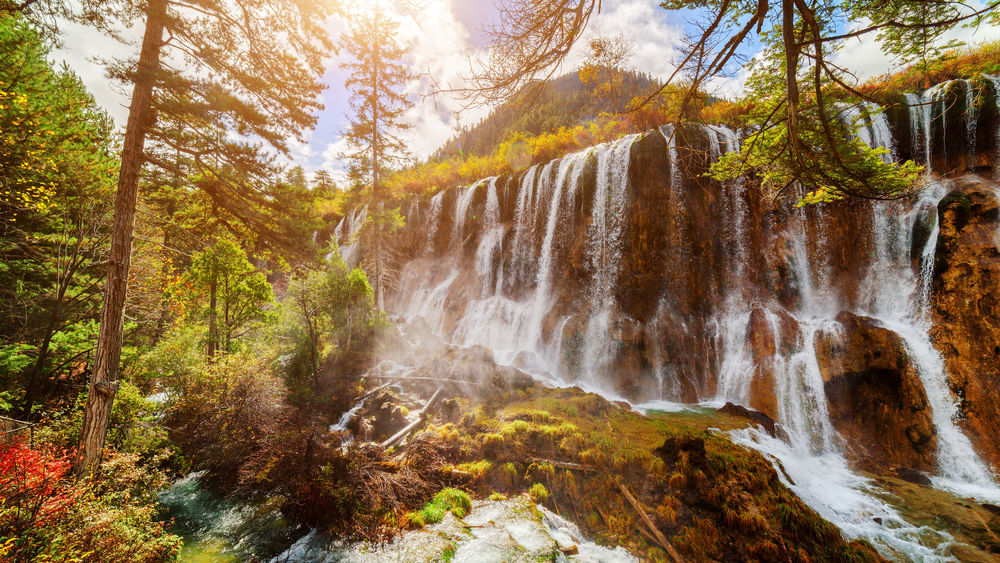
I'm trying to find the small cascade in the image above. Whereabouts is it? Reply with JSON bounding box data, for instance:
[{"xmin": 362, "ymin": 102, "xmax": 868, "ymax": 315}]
[
  {"xmin": 424, "ymin": 190, "xmax": 444, "ymax": 254},
  {"xmin": 712, "ymin": 310, "xmax": 755, "ymax": 403},
  {"xmin": 452, "ymin": 178, "xmax": 485, "ymax": 243},
  {"xmin": 508, "ymin": 165, "xmax": 541, "ymax": 289},
  {"xmin": 906, "ymin": 81, "xmax": 953, "ymax": 172},
  {"xmin": 474, "ymin": 178, "xmax": 503, "ymax": 295},
  {"xmin": 838, "ymin": 102, "xmax": 895, "ymax": 162},
  {"xmin": 329, "ymin": 399, "xmax": 365, "ymax": 433},
  {"xmin": 985, "ymin": 75, "xmax": 1000, "ymax": 177},
  {"xmin": 332, "ymin": 205, "xmax": 368, "ymax": 265},
  {"xmin": 966, "ymin": 81, "xmax": 979, "ymax": 160}
]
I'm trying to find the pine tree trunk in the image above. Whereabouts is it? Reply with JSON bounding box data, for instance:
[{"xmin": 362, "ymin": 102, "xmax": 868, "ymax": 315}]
[
  {"xmin": 21, "ymin": 308, "xmax": 59, "ymax": 419},
  {"xmin": 73, "ymin": 0, "xmax": 165, "ymax": 479},
  {"xmin": 207, "ymin": 276, "xmax": 218, "ymax": 357}
]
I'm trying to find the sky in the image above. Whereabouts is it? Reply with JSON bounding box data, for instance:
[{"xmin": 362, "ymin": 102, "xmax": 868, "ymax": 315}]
[{"xmin": 50, "ymin": 0, "xmax": 1000, "ymax": 186}]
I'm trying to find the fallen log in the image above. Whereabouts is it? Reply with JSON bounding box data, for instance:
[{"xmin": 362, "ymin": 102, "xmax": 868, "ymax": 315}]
[
  {"xmin": 528, "ymin": 457, "xmax": 597, "ymax": 473},
  {"xmin": 617, "ymin": 482, "xmax": 685, "ymax": 563},
  {"xmin": 356, "ymin": 382, "xmax": 393, "ymax": 401},
  {"xmin": 380, "ymin": 387, "xmax": 443, "ymax": 449},
  {"xmin": 367, "ymin": 375, "xmax": 485, "ymax": 386}
]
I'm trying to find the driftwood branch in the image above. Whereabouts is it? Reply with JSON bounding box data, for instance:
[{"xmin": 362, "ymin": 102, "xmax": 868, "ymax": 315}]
[
  {"xmin": 617, "ymin": 482, "xmax": 685, "ymax": 563},
  {"xmin": 380, "ymin": 387, "xmax": 444, "ymax": 449},
  {"xmin": 367, "ymin": 375, "xmax": 485, "ymax": 386},
  {"xmin": 356, "ymin": 382, "xmax": 393, "ymax": 401},
  {"xmin": 528, "ymin": 457, "xmax": 596, "ymax": 473}
]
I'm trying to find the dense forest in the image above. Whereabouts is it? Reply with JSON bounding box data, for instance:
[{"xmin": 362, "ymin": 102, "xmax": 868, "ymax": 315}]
[{"xmin": 3, "ymin": 0, "xmax": 1000, "ymax": 561}]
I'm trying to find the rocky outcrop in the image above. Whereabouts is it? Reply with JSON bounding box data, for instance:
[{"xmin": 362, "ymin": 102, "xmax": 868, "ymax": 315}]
[
  {"xmin": 814, "ymin": 312, "xmax": 937, "ymax": 472},
  {"xmin": 931, "ymin": 175, "xmax": 1000, "ymax": 470}
]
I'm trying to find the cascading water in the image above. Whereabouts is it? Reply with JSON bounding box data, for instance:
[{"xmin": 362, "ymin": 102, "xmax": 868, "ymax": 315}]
[
  {"xmin": 474, "ymin": 178, "xmax": 503, "ymax": 295},
  {"xmin": 906, "ymin": 80, "xmax": 953, "ymax": 173},
  {"xmin": 331, "ymin": 205, "xmax": 368, "ymax": 265},
  {"xmin": 377, "ymin": 78, "xmax": 1000, "ymax": 559},
  {"xmin": 580, "ymin": 135, "xmax": 639, "ymax": 386},
  {"xmin": 424, "ymin": 190, "xmax": 444, "ymax": 254}
]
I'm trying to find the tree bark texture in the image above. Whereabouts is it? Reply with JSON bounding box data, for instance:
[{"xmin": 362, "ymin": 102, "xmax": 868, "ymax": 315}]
[{"xmin": 74, "ymin": 0, "xmax": 166, "ymax": 478}]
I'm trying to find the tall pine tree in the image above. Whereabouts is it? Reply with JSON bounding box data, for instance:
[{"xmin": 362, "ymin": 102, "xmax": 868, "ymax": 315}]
[
  {"xmin": 339, "ymin": 5, "xmax": 413, "ymax": 311},
  {"xmin": 72, "ymin": 0, "xmax": 333, "ymax": 477}
]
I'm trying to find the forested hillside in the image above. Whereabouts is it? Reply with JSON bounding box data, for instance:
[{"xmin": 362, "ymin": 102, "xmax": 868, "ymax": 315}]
[{"xmin": 433, "ymin": 70, "xmax": 658, "ymax": 159}]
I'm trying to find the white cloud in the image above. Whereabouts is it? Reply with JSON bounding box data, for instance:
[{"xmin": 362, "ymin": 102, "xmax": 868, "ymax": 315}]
[
  {"xmin": 565, "ymin": 0, "xmax": 683, "ymax": 79},
  {"xmin": 320, "ymin": 136, "xmax": 354, "ymax": 186},
  {"xmin": 832, "ymin": 7, "xmax": 1000, "ymax": 84},
  {"xmin": 51, "ymin": 19, "xmax": 133, "ymax": 126}
]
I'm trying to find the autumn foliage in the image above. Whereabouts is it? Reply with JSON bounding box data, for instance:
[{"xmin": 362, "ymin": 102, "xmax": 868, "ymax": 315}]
[{"xmin": 0, "ymin": 442, "xmax": 181, "ymax": 562}]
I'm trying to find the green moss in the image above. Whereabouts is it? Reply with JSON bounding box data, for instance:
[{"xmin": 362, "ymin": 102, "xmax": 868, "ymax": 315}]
[
  {"xmin": 406, "ymin": 488, "xmax": 474, "ymax": 527},
  {"xmin": 499, "ymin": 419, "xmax": 532, "ymax": 437},
  {"xmin": 528, "ymin": 483, "xmax": 549, "ymax": 503}
]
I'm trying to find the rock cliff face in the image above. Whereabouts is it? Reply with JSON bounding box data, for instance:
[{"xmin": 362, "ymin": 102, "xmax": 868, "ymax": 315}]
[
  {"xmin": 930, "ymin": 177, "xmax": 1000, "ymax": 470},
  {"xmin": 335, "ymin": 78, "xmax": 1000, "ymax": 481}
]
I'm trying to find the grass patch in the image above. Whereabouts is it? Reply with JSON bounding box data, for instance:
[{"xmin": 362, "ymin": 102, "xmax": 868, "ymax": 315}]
[{"xmin": 406, "ymin": 487, "xmax": 474, "ymax": 528}]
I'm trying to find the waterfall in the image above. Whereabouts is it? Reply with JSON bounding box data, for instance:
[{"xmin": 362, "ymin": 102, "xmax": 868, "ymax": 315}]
[
  {"xmin": 581, "ymin": 135, "xmax": 639, "ymax": 385},
  {"xmin": 453, "ymin": 178, "xmax": 486, "ymax": 243},
  {"xmin": 906, "ymin": 81, "xmax": 953, "ymax": 172},
  {"xmin": 474, "ymin": 178, "xmax": 503, "ymax": 295},
  {"xmin": 447, "ymin": 149, "xmax": 590, "ymax": 375},
  {"xmin": 332, "ymin": 205, "xmax": 368, "ymax": 265},
  {"xmin": 838, "ymin": 102, "xmax": 895, "ymax": 163},
  {"xmin": 382, "ymin": 87, "xmax": 1000, "ymax": 556},
  {"xmin": 524, "ymin": 150, "xmax": 589, "ymax": 351},
  {"xmin": 424, "ymin": 191, "xmax": 444, "ymax": 254},
  {"xmin": 986, "ymin": 75, "xmax": 1000, "ymax": 177},
  {"xmin": 508, "ymin": 165, "xmax": 539, "ymax": 286},
  {"xmin": 966, "ymin": 81, "xmax": 979, "ymax": 160}
]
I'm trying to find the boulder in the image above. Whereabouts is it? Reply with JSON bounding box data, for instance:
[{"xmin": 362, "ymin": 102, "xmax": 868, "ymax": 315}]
[
  {"xmin": 718, "ymin": 402, "xmax": 778, "ymax": 437},
  {"xmin": 815, "ymin": 311, "xmax": 937, "ymax": 472}
]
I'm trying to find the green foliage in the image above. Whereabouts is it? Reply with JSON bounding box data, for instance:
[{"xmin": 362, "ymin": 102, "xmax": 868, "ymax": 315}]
[
  {"xmin": 137, "ymin": 322, "xmax": 208, "ymax": 391},
  {"xmin": 0, "ymin": 14, "xmax": 116, "ymax": 414},
  {"xmin": 859, "ymin": 1, "xmax": 966, "ymax": 76},
  {"xmin": 183, "ymin": 239, "xmax": 275, "ymax": 354},
  {"xmin": 283, "ymin": 253, "xmax": 380, "ymax": 393},
  {"xmin": 711, "ymin": 114, "xmax": 923, "ymax": 204},
  {"xmin": 710, "ymin": 41, "xmax": 924, "ymax": 203},
  {"xmin": 410, "ymin": 488, "xmax": 473, "ymax": 526}
]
